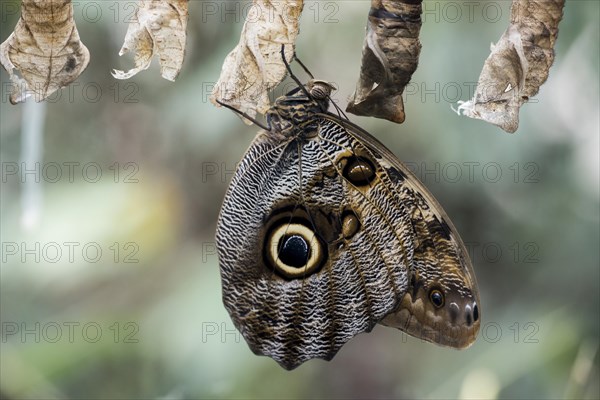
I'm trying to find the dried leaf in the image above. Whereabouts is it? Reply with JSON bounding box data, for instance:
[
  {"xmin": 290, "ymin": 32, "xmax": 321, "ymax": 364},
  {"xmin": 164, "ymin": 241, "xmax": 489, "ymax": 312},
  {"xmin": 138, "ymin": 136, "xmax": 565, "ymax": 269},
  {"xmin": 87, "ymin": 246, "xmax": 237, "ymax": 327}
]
[
  {"xmin": 112, "ymin": 0, "xmax": 188, "ymax": 82},
  {"xmin": 211, "ymin": 0, "xmax": 304, "ymax": 123},
  {"xmin": 456, "ymin": 0, "xmax": 565, "ymax": 133},
  {"xmin": 0, "ymin": 0, "xmax": 90, "ymax": 104},
  {"xmin": 346, "ymin": 0, "xmax": 423, "ymax": 124}
]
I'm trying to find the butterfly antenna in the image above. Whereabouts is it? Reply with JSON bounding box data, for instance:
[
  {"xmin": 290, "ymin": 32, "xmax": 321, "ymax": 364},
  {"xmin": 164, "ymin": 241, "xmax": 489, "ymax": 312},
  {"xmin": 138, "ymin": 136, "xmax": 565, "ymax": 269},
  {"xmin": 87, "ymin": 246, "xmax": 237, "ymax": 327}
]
[
  {"xmin": 280, "ymin": 45, "xmax": 311, "ymax": 98},
  {"xmin": 328, "ymin": 95, "xmax": 350, "ymax": 121},
  {"xmin": 215, "ymin": 99, "xmax": 270, "ymax": 131}
]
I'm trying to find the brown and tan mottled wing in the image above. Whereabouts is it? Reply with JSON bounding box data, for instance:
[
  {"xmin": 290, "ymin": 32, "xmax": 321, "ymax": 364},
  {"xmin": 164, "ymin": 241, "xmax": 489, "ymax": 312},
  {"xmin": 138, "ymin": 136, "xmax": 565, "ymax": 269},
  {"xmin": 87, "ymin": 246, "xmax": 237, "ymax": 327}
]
[{"xmin": 216, "ymin": 112, "xmax": 479, "ymax": 370}]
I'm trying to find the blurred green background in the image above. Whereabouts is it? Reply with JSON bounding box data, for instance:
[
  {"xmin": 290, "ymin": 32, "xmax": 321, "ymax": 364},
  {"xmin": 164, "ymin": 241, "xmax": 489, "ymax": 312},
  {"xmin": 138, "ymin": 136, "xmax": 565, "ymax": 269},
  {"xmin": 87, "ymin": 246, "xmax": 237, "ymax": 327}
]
[{"xmin": 1, "ymin": 1, "xmax": 598, "ymax": 399}]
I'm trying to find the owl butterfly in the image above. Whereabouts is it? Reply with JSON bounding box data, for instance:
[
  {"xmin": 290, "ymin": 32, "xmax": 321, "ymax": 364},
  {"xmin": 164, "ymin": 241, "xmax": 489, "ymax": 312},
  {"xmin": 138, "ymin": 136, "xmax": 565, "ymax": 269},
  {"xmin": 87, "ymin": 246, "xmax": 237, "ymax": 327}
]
[{"xmin": 216, "ymin": 49, "xmax": 480, "ymax": 370}]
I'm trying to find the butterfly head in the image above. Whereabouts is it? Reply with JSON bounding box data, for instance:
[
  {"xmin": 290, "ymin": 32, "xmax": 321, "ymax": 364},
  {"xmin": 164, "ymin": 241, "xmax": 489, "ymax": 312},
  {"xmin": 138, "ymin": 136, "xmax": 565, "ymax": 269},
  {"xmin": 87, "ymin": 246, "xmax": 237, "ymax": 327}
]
[
  {"xmin": 306, "ymin": 79, "xmax": 336, "ymax": 101},
  {"xmin": 382, "ymin": 265, "xmax": 480, "ymax": 349}
]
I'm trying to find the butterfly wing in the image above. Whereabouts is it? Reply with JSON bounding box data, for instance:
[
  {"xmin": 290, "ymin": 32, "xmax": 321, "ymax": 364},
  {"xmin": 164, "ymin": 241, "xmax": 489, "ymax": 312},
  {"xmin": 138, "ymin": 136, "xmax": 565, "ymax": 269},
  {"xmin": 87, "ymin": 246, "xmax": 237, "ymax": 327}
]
[{"xmin": 216, "ymin": 114, "xmax": 480, "ymax": 370}]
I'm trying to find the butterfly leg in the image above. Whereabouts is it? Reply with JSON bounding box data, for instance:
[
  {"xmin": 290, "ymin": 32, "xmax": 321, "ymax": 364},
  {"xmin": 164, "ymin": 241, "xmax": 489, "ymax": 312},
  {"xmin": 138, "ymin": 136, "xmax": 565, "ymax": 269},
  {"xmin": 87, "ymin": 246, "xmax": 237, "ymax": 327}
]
[{"xmin": 215, "ymin": 99, "xmax": 271, "ymax": 131}]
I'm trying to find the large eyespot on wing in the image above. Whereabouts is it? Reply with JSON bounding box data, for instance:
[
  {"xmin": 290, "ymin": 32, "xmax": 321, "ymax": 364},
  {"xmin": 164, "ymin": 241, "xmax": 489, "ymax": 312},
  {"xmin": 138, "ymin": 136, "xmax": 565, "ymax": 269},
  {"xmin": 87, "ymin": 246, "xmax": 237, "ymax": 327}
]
[
  {"xmin": 216, "ymin": 127, "xmax": 410, "ymax": 370},
  {"xmin": 263, "ymin": 212, "xmax": 327, "ymax": 279},
  {"xmin": 321, "ymin": 114, "xmax": 481, "ymax": 348}
]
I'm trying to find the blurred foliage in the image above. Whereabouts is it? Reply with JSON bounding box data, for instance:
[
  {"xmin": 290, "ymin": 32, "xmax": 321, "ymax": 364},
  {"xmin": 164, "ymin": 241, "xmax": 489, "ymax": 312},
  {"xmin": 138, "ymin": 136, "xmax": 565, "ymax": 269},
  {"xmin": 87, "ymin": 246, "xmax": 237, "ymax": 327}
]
[{"xmin": 1, "ymin": 1, "xmax": 598, "ymax": 399}]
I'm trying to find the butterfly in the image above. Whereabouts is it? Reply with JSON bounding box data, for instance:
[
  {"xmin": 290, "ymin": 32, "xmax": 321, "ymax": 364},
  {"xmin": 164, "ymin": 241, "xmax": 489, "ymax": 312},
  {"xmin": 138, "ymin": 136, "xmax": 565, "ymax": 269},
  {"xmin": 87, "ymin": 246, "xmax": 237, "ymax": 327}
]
[{"xmin": 215, "ymin": 48, "xmax": 480, "ymax": 370}]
